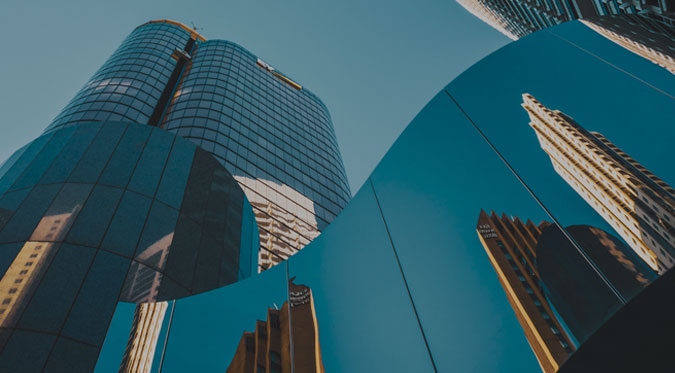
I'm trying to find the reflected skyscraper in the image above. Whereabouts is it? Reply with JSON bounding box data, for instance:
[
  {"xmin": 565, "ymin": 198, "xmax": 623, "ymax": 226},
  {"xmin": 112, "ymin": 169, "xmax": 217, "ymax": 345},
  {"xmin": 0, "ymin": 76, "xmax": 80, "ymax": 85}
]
[
  {"xmin": 227, "ymin": 280, "xmax": 324, "ymax": 373},
  {"xmin": 581, "ymin": 16, "xmax": 675, "ymax": 74},
  {"xmin": 536, "ymin": 224, "xmax": 656, "ymax": 343},
  {"xmin": 477, "ymin": 210, "xmax": 573, "ymax": 373},
  {"xmin": 457, "ymin": 0, "xmax": 675, "ymax": 39},
  {"xmin": 523, "ymin": 93, "xmax": 675, "ymax": 273}
]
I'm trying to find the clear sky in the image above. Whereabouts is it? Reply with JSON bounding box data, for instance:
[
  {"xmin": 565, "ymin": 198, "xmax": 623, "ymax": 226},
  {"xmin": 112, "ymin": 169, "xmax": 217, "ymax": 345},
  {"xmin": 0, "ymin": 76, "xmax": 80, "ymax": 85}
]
[{"xmin": 0, "ymin": 0, "xmax": 509, "ymax": 193}]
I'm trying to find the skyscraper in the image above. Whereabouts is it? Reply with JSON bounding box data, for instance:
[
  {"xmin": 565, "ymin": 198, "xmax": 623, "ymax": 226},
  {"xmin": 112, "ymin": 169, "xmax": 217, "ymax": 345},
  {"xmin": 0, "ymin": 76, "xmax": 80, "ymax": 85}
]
[
  {"xmin": 476, "ymin": 210, "xmax": 574, "ymax": 373},
  {"xmin": 227, "ymin": 280, "xmax": 324, "ymax": 373},
  {"xmin": 456, "ymin": 0, "xmax": 675, "ymax": 40},
  {"xmin": 60, "ymin": 20, "xmax": 351, "ymax": 371},
  {"xmin": 45, "ymin": 20, "xmax": 351, "ymax": 273},
  {"xmin": 523, "ymin": 93, "xmax": 675, "ymax": 273},
  {"xmin": 536, "ymin": 224, "xmax": 656, "ymax": 343},
  {"xmin": 0, "ymin": 19, "xmax": 350, "ymax": 371},
  {"xmin": 581, "ymin": 15, "xmax": 675, "ymax": 74}
]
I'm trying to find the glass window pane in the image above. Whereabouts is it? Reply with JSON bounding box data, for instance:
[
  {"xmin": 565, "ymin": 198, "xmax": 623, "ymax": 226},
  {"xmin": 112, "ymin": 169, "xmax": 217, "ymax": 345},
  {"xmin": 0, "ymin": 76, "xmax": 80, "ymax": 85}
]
[
  {"xmin": 18, "ymin": 244, "xmax": 96, "ymax": 333},
  {"xmin": 68, "ymin": 122, "xmax": 127, "ymax": 184},
  {"xmin": 10, "ymin": 128, "xmax": 76, "ymax": 191},
  {"xmin": 0, "ymin": 189, "xmax": 31, "ymax": 232},
  {"xmin": 61, "ymin": 250, "xmax": 130, "ymax": 346},
  {"xmin": 101, "ymin": 191, "xmax": 152, "ymax": 257},
  {"xmin": 0, "ymin": 330, "xmax": 55, "ymax": 372},
  {"xmin": 66, "ymin": 185, "xmax": 123, "ymax": 247},
  {"xmin": 43, "ymin": 338, "xmax": 99, "ymax": 372},
  {"xmin": 0, "ymin": 184, "xmax": 62, "ymax": 244},
  {"xmin": 155, "ymin": 138, "xmax": 195, "ymax": 209},
  {"xmin": 39, "ymin": 124, "xmax": 101, "ymax": 185},
  {"xmin": 98, "ymin": 124, "xmax": 152, "ymax": 188},
  {"xmin": 30, "ymin": 183, "xmax": 93, "ymax": 242},
  {"xmin": 127, "ymin": 129, "xmax": 175, "ymax": 197}
]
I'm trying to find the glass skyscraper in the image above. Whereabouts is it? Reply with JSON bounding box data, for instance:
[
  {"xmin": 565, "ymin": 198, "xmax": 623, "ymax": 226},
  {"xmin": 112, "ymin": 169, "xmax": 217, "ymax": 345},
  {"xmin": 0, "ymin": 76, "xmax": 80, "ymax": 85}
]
[
  {"xmin": 0, "ymin": 20, "xmax": 350, "ymax": 371},
  {"xmin": 44, "ymin": 20, "xmax": 351, "ymax": 272},
  {"xmin": 456, "ymin": 0, "xmax": 675, "ymax": 39}
]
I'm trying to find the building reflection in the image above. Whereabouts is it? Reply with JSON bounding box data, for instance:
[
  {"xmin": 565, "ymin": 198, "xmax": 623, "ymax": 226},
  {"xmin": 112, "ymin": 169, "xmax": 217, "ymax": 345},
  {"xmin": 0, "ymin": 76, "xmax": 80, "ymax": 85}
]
[
  {"xmin": 119, "ymin": 301, "xmax": 169, "ymax": 373},
  {"xmin": 523, "ymin": 93, "xmax": 675, "ymax": 273},
  {"xmin": 0, "ymin": 205, "xmax": 80, "ymax": 327},
  {"xmin": 477, "ymin": 210, "xmax": 573, "ymax": 372},
  {"xmin": 477, "ymin": 209, "xmax": 656, "ymax": 369},
  {"xmin": 582, "ymin": 16, "xmax": 675, "ymax": 75},
  {"xmin": 227, "ymin": 279, "xmax": 324, "ymax": 373},
  {"xmin": 234, "ymin": 176, "xmax": 320, "ymax": 272}
]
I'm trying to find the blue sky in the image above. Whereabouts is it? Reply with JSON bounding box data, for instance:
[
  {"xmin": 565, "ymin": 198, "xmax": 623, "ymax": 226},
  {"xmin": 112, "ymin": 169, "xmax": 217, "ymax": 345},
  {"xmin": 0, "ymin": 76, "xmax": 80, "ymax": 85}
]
[{"xmin": 0, "ymin": 0, "xmax": 509, "ymax": 193}]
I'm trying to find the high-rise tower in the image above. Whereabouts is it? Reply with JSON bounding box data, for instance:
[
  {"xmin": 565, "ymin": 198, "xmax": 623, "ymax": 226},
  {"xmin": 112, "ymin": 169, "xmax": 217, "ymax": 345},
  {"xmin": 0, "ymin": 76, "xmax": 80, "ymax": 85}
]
[
  {"xmin": 523, "ymin": 93, "xmax": 675, "ymax": 273},
  {"xmin": 0, "ymin": 20, "xmax": 350, "ymax": 371},
  {"xmin": 456, "ymin": 0, "xmax": 675, "ymax": 40}
]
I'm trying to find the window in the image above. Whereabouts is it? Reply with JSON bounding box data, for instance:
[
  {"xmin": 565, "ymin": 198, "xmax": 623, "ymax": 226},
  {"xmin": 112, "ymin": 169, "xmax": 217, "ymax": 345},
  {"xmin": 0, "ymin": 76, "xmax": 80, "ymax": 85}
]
[
  {"xmin": 2, "ymin": 299, "xmax": 10, "ymax": 305},
  {"xmin": 8, "ymin": 289, "xmax": 16, "ymax": 294}
]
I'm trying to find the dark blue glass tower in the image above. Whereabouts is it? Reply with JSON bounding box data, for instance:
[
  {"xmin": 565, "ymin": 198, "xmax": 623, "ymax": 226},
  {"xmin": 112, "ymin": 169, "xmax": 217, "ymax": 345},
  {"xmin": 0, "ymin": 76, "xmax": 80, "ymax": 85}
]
[{"xmin": 0, "ymin": 20, "xmax": 350, "ymax": 371}]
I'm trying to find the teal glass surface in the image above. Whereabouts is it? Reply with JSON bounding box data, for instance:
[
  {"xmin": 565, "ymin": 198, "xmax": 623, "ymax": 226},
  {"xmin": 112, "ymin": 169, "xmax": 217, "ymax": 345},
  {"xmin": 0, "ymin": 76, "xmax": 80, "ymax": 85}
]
[
  {"xmin": 160, "ymin": 262, "xmax": 287, "ymax": 372},
  {"xmin": 287, "ymin": 185, "xmax": 435, "ymax": 372},
  {"xmin": 368, "ymin": 92, "xmax": 544, "ymax": 371}
]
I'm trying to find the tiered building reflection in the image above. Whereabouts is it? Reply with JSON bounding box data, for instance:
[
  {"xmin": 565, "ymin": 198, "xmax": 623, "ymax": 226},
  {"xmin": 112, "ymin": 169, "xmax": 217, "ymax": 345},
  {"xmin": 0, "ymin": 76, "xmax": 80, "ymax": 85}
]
[
  {"xmin": 523, "ymin": 93, "xmax": 675, "ymax": 273},
  {"xmin": 227, "ymin": 279, "xmax": 324, "ymax": 373},
  {"xmin": 477, "ymin": 209, "xmax": 656, "ymax": 370},
  {"xmin": 476, "ymin": 210, "xmax": 573, "ymax": 372}
]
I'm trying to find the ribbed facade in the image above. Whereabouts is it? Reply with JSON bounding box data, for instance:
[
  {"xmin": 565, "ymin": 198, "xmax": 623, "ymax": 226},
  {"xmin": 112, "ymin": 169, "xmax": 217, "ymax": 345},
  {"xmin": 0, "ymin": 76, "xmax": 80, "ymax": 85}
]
[
  {"xmin": 582, "ymin": 16, "xmax": 675, "ymax": 74},
  {"xmin": 456, "ymin": 0, "xmax": 675, "ymax": 40},
  {"xmin": 523, "ymin": 93, "xmax": 675, "ymax": 273},
  {"xmin": 120, "ymin": 302, "xmax": 169, "ymax": 373}
]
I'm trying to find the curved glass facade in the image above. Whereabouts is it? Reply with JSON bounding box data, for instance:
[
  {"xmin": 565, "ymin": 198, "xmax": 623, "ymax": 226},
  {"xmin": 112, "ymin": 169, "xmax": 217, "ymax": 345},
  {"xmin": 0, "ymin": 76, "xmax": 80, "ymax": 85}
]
[
  {"xmin": 45, "ymin": 23, "xmax": 193, "ymax": 132},
  {"xmin": 0, "ymin": 121, "xmax": 257, "ymax": 371},
  {"xmin": 162, "ymin": 39, "xmax": 351, "ymax": 268}
]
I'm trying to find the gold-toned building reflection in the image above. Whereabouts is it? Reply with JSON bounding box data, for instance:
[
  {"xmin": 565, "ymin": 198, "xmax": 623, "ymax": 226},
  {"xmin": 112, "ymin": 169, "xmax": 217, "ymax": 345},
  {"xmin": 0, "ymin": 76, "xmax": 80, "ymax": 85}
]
[
  {"xmin": 234, "ymin": 176, "xmax": 320, "ymax": 272},
  {"xmin": 0, "ymin": 206, "xmax": 80, "ymax": 327},
  {"xmin": 119, "ymin": 301, "xmax": 168, "ymax": 373},
  {"xmin": 523, "ymin": 93, "xmax": 675, "ymax": 273},
  {"xmin": 227, "ymin": 279, "xmax": 324, "ymax": 373},
  {"xmin": 477, "ymin": 210, "xmax": 574, "ymax": 372},
  {"xmin": 582, "ymin": 16, "xmax": 675, "ymax": 75}
]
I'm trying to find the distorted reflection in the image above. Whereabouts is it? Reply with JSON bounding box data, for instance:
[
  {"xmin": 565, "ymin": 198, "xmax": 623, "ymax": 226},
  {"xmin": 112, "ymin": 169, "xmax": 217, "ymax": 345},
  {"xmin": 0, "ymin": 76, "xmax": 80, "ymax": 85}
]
[
  {"xmin": 522, "ymin": 93, "xmax": 675, "ymax": 273},
  {"xmin": 0, "ymin": 187, "xmax": 85, "ymax": 328},
  {"xmin": 119, "ymin": 301, "xmax": 169, "ymax": 373},
  {"xmin": 582, "ymin": 16, "xmax": 675, "ymax": 74},
  {"xmin": 235, "ymin": 176, "xmax": 319, "ymax": 271},
  {"xmin": 0, "ymin": 242, "xmax": 59, "ymax": 328},
  {"xmin": 476, "ymin": 210, "xmax": 574, "ymax": 372},
  {"xmin": 121, "ymin": 233, "xmax": 174, "ymax": 303},
  {"xmin": 476, "ymin": 208, "xmax": 657, "ymax": 371},
  {"xmin": 227, "ymin": 278, "xmax": 324, "ymax": 373}
]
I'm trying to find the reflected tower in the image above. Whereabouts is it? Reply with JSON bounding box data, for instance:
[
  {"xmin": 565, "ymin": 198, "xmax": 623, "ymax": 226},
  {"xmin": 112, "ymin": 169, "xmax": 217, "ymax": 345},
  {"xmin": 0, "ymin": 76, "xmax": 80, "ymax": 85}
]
[
  {"xmin": 523, "ymin": 93, "xmax": 675, "ymax": 273},
  {"xmin": 227, "ymin": 279, "xmax": 324, "ymax": 373},
  {"xmin": 477, "ymin": 210, "xmax": 574, "ymax": 372}
]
